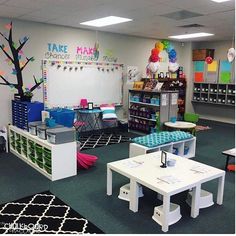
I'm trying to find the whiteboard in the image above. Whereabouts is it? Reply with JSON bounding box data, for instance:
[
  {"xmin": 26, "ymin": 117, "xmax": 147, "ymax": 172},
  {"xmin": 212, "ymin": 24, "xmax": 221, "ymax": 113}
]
[{"xmin": 43, "ymin": 60, "xmax": 123, "ymax": 108}]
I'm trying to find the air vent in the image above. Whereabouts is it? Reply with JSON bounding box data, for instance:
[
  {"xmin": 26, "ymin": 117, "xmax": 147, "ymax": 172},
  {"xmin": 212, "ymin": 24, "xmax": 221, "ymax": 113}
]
[
  {"xmin": 179, "ymin": 24, "xmax": 204, "ymax": 28},
  {"xmin": 161, "ymin": 10, "xmax": 203, "ymax": 20}
]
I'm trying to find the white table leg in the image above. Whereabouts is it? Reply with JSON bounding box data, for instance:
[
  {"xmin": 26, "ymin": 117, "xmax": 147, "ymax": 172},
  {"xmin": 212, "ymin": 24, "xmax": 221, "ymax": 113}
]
[
  {"xmin": 162, "ymin": 194, "xmax": 170, "ymax": 232},
  {"xmin": 129, "ymin": 179, "xmax": 139, "ymax": 212},
  {"xmin": 191, "ymin": 184, "xmax": 200, "ymax": 218},
  {"xmin": 107, "ymin": 166, "xmax": 112, "ymax": 195},
  {"xmin": 217, "ymin": 174, "xmax": 225, "ymax": 205}
]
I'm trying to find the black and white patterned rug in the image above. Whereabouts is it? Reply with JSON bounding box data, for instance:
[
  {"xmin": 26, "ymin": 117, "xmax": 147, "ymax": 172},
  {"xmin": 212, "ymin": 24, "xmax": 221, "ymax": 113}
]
[
  {"xmin": 0, "ymin": 191, "xmax": 103, "ymax": 234},
  {"xmin": 79, "ymin": 133, "xmax": 131, "ymax": 150}
]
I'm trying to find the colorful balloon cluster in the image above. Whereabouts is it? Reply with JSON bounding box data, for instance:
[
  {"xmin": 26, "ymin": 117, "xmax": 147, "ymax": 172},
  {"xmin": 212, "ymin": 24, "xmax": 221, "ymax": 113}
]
[{"xmin": 147, "ymin": 40, "xmax": 179, "ymax": 76}]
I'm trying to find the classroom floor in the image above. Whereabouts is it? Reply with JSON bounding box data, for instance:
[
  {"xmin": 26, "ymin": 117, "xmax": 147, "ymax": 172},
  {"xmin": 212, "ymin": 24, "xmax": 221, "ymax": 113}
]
[{"xmin": 0, "ymin": 120, "xmax": 235, "ymax": 234}]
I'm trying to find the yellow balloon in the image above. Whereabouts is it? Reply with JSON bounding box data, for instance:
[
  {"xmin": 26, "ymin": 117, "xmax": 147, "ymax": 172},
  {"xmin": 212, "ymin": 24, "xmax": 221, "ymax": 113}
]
[{"xmin": 155, "ymin": 42, "xmax": 164, "ymax": 51}]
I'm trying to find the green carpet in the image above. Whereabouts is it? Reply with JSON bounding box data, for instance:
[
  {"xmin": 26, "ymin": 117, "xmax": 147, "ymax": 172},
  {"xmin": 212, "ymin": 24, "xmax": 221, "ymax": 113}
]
[{"xmin": 0, "ymin": 120, "xmax": 235, "ymax": 234}]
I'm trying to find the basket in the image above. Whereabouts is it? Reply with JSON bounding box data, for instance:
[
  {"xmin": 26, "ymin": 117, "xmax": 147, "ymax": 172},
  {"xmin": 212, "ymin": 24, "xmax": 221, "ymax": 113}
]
[
  {"xmin": 36, "ymin": 158, "xmax": 44, "ymax": 169},
  {"xmin": 49, "ymin": 108, "xmax": 75, "ymax": 127},
  {"xmin": 44, "ymin": 163, "xmax": 52, "ymax": 174}
]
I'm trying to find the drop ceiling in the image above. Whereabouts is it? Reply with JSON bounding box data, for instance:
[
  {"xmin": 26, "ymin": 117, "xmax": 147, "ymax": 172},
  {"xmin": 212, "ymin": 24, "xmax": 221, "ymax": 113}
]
[{"xmin": 0, "ymin": 0, "xmax": 234, "ymax": 41}]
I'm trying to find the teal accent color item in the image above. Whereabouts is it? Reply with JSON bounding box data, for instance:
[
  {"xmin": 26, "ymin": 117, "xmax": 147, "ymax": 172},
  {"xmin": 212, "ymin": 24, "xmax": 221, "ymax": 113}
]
[
  {"xmin": 194, "ymin": 61, "xmax": 204, "ymax": 72},
  {"xmin": 132, "ymin": 131, "xmax": 193, "ymax": 148},
  {"xmin": 221, "ymin": 60, "xmax": 231, "ymax": 72},
  {"xmin": 170, "ymin": 131, "xmax": 193, "ymax": 142},
  {"xmin": 103, "ymin": 110, "xmax": 115, "ymax": 114},
  {"xmin": 132, "ymin": 132, "xmax": 172, "ymax": 148}
]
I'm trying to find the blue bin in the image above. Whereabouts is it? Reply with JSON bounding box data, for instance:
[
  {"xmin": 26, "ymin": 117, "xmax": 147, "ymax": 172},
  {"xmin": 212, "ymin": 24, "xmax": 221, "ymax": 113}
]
[{"xmin": 48, "ymin": 108, "xmax": 75, "ymax": 127}]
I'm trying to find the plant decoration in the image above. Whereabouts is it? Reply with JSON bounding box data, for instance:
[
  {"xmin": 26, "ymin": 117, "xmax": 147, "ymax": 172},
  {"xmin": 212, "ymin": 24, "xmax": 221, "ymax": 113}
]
[
  {"xmin": 146, "ymin": 40, "xmax": 179, "ymax": 77},
  {"xmin": 0, "ymin": 22, "xmax": 43, "ymax": 101}
]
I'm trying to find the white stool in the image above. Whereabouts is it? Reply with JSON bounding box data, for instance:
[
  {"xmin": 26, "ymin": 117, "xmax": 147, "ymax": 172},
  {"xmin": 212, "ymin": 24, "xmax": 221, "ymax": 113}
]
[
  {"xmin": 118, "ymin": 183, "xmax": 144, "ymax": 202},
  {"xmin": 0, "ymin": 126, "xmax": 8, "ymax": 153},
  {"xmin": 186, "ymin": 189, "xmax": 214, "ymax": 209},
  {"xmin": 152, "ymin": 203, "xmax": 182, "ymax": 226}
]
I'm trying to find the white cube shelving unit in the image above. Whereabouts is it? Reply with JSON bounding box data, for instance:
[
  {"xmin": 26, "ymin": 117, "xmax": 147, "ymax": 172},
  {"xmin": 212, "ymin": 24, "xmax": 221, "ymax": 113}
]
[
  {"xmin": 129, "ymin": 137, "xmax": 196, "ymax": 159},
  {"xmin": 9, "ymin": 125, "xmax": 77, "ymax": 181}
]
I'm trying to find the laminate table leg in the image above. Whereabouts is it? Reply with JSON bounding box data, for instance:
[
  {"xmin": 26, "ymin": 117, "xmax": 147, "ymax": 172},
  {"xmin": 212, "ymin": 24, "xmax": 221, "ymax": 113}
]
[
  {"xmin": 217, "ymin": 174, "xmax": 225, "ymax": 205},
  {"xmin": 162, "ymin": 194, "xmax": 170, "ymax": 232},
  {"xmin": 129, "ymin": 179, "xmax": 139, "ymax": 212},
  {"xmin": 191, "ymin": 184, "xmax": 201, "ymax": 218},
  {"xmin": 107, "ymin": 167, "xmax": 112, "ymax": 195}
]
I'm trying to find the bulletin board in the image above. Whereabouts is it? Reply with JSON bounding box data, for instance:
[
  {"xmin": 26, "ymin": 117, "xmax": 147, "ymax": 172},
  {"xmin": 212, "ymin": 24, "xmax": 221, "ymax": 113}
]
[
  {"xmin": 193, "ymin": 61, "xmax": 205, "ymax": 82},
  {"xmin": 42, "ymin": 60, "xmax": 124, "ymax": 108},
  {"xmin": 205, "ymin": 60, "xmax": 218, "ymax": 83},
  {"xmin": 218, "ymin": 60, "xmax": 234, "ymax": 84}
]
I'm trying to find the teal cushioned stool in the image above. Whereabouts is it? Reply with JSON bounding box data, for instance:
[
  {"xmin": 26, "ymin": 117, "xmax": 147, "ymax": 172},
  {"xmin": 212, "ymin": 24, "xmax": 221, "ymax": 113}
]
[
  {"xmin": 132, "ymin": 132, "xmax": 172, "ymax": 148},
  {"xmin": 170, "ymin": 131, "xmax": 193, "ymax": 142}
]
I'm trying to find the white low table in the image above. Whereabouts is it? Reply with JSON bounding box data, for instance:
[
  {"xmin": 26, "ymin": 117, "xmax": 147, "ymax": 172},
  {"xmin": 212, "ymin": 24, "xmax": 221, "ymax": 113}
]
[
  {"xmin": 164, "ymin": 121, "xmax": 196, "ymax": 129},
  {"xmin": 107, "ymin": 152, "xmax": 225, "ymax": 232}
]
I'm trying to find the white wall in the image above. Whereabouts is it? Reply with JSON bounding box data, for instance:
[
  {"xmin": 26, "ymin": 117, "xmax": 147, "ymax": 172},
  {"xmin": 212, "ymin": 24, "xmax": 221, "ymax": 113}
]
[
  {"xmin": 0, "ymin": 17, "xmax": 234, "ymax": 126},
  {"xmin": 0, "ymin": 17, "xmax": 183, "ymax": 126}
]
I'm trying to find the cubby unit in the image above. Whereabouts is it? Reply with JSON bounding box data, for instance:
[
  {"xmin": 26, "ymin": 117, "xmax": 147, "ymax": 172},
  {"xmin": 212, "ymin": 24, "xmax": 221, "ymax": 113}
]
[
  {"xmin": 129, "ymin": 137, "xmax": 196, "ymax": 159},
  {"xmin": 9, "ymin": 125, "xmax": 77, "ymax": 181},
  {"xmin": 192, "ymin": 82, "xmax": 235, "ymax": 106}
]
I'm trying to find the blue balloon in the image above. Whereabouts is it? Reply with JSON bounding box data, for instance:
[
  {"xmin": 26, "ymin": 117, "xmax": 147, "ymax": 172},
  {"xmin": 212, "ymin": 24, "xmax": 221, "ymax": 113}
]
[
  {"xmin": 166, "ymin": 44, "xmax": 174, "ymax": 53},
  {"xmin": 170, "ymin": 57, "xmax": 177, "ymax": 63},
  {"xmin": 169, "ymin": 49, "xmax": 177, "ymax": 59}
]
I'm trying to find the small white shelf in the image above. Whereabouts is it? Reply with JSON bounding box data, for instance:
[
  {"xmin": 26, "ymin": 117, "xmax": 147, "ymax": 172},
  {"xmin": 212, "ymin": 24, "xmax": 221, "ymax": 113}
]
[
  {"xmin": 130, "ymin": 115, "xmax": 156, "ymax": 122},
  {"xmin": 9, "ymin": 125, "xmax": 77, "ymax": 181},
  {"xmin": 130, "ymin": 101, "xmax": 160, "ymax": 107},
  {"xmin": 129, "ymin": 137, "xmax": 196, "ymax": 159}
]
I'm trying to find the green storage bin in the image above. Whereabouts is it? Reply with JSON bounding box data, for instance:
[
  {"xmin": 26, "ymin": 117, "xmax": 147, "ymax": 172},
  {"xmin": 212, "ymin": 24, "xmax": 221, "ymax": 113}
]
[
  {"xmin": 44, "ymin": 163, "xmax": 52, "ymax": 174},
  {"xmin": 43, "ymin": 148, "xmax": 51, "ymax": 159},
  {"xmin": 43, "ymin": 155, "xmax": 51, "ymax": 166},
  {"xmin": 29, "ymin": 154, "xmax": 36, "ymax": 163},
  {"xmin": 36, "ymin": 158, "xmax": 44, "ymax": 169}
]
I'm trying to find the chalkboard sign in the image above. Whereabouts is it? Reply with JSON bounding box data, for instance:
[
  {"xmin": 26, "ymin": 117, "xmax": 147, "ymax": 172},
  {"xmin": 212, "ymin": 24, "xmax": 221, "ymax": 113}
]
[{"xmin": 43, "ymin": 60, "xmax": 123, "ymax": 108}]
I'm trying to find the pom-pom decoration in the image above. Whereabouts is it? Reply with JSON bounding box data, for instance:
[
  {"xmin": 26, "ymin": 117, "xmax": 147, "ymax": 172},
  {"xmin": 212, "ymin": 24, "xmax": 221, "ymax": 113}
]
[
  {"xmin": 147, "ymin": 62, "xmax": 160, "ymax": 74},
  {"xmin": 168, "ymin": 62, "xmax": 179, "ymax": 72},
  {"xmin": 205, "ymin": 56, "xmax": 213, "ymax": 64},
  {"xmin": 227, "ymin": 48, "xmax": 235, "ymax": 63}
]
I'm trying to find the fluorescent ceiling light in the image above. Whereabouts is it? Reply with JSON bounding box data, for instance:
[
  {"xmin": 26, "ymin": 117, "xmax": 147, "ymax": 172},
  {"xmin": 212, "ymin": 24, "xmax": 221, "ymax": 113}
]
[
  {"xmin": 210, "ymin": 0, "xmax": 231, "ymax": 2},
  {"xmin": 168, "ymin": 32, "xmax": 214, "ymax": 39},
  {"xmin": 80, "ymin": 16, "xmax": 132, "ymax": 27}
]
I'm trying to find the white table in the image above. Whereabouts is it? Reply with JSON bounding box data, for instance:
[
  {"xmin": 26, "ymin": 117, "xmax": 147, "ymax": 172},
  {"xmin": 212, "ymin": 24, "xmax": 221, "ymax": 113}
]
[
  {"xmin": 107, "ymin": 152, "xmax": 225, "ymax": 232},
  {"xmin": 164, "ymin": 121, "xmax": 196, "ymax": 129}
]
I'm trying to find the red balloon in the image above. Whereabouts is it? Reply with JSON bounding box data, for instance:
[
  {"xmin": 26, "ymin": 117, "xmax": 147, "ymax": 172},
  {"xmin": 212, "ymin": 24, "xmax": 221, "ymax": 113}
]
[
  {"xmin": 150, "ymin": 54, "xmax": 159, "ymax": 62},
  {"xmin": 151, "ymin": 48, "xmax": 159, "ymax": 56},
  {"xmin": 205, "ymin": 56, "xmax": 213, "ymax": 64}
]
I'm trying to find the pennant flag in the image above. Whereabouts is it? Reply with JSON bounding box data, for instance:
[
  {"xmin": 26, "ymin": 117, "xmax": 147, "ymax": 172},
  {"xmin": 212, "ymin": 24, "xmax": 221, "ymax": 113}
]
[
  {"xmin": 19, "ymin": 36, "xmax": 29, "ymax": 44},
  {"xmin": 20, "ymin": 61, "xmax": 25, "ymax": 67},
  {"xmin": 3, "ymin": 46, "xmax": 8, "ymax": 52},
  {"xmin": 30, "ymin": 57, "xmax": 35, "ymax": 62},
  {"xmin": 18, "ymin": 55, "xmax": 22, "ymax": 60},
  {"xmin": 0, "ymin": 70, "xmax": 5, "ymax": 76},
  {"xmin": 18, "ymin": 50, "xmax": 24, "ymax": 55},
  {"xmin": 37, "ymin": 86, "xmax": 41, "ymax": 90},
  {"xmin": 8, "ymin": 61, "xmax": 13, "ymax": 66},
  {"xmin": 12, "ymin": 41, "xmax": 17, "ymax": 48},
  {"xmin": 5, "ymin": 23, "xmax": 12, "ymax": 30},
  {"xmin": 11, "ymin": 69, "xmax": 17, "ymax": 75}
]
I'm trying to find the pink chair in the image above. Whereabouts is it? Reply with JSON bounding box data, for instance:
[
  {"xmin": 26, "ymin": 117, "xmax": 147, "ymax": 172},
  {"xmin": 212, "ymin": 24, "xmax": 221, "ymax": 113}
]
[{"xmin": 77, "ymin": 152, "xmax": 98, "ymax": 169}]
